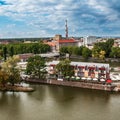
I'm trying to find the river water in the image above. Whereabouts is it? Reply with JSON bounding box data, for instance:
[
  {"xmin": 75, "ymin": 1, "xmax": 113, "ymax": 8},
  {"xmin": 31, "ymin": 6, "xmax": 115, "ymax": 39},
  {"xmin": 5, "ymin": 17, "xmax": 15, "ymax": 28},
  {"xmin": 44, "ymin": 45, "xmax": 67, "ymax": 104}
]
[{"xmin": 0, "ymin": 84, "xmax": 120, "ymax": 120}]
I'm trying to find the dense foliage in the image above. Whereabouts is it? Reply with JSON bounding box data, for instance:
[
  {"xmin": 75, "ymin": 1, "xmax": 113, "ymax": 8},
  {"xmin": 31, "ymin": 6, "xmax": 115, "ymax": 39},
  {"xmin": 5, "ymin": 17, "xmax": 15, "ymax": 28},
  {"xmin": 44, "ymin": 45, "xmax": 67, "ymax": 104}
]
[
  {"xmin": 0, "ymin": 56, "xmax": 21, "ymax": 86},
  {"xmin": 60, "ymin": 39, "xmax": 117, "ymax": 59},
  {"xmin": 110, "ymin": 47, "xmax": 120, "ymax": 58},
  {"xmin": 0, "ymin": 43, "xmax": 51, "ymax": 59},
  {"xmin": 26, "ymin": 56, "xmax": 46, "ymax": 79},
  {"xmin": 92, "ymin": 39, "xmax": 114, "ymax": 58},
  {"xmin": 56, "ymin": 59, "xmax": 74, "ymax": 77},
  {"xmin": 82, "ymin": 47, "xmax": 92, "ymax": 59},
  {"xmin": 60, "ymin": 46, "xmax": 92, "ymax": 59}
]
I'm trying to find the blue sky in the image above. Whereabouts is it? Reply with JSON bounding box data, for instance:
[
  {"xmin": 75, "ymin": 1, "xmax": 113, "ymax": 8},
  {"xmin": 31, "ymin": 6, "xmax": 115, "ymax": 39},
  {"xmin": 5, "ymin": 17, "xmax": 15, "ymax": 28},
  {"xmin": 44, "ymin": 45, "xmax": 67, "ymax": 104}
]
[{"xmin": 0, "ymin": 0, "xmax": 120, "ymax": 38}]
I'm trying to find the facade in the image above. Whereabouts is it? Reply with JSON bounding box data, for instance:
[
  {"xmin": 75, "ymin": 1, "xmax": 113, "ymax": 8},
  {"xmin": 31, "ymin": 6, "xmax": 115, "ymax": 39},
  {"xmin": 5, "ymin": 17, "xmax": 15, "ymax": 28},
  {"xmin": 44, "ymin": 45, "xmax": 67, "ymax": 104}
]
[
  {"xmin": 77, "ymin": 38, "xmax": 84, "ymax": 47},
  {"xmin": 84, "ymin": 36, "xmax": 96, "ymax": 45},
  {"xmin": 45, "ymin": 34, "xmax": 78, "ymax": 52},
  {"xmin": 113, "ymin": 39, "xmax": 120, "ymax": 47},
  {"xmin": 47, "ymin": 61, "xmax": 110, "ymax": 81},
  {"xmin": 53, "ymin": 34, "xmax": 62, "ymax": 41},
  {"xmin": 18, "ymin": 53, "xmax": 34, "ymax": 62},
  {"xmin": 57, "ymin": 38, "xmax": 78, "ymax": 51}
]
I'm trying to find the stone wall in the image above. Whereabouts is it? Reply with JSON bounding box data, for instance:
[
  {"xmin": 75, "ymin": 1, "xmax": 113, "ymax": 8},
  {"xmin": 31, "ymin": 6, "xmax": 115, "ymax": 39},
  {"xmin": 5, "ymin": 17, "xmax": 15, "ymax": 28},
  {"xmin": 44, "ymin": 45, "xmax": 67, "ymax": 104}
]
[{"xmin": 26, "ymin": 79, "xmax": 115, "ymax": 91}]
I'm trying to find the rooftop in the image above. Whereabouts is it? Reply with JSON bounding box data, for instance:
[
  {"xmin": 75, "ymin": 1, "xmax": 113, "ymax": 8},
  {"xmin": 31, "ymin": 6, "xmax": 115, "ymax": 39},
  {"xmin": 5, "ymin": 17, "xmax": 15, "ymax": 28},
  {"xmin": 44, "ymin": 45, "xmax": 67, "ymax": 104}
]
[{"xmin": 58, "ymin": 39, "xmax": 77, "ymax": 43}]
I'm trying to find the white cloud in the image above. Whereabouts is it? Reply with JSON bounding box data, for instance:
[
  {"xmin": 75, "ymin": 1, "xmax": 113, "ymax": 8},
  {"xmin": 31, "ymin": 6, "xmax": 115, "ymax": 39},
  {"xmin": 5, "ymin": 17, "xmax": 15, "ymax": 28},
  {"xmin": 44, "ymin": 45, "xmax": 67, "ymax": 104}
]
[
  {"xmin": 0, "ymin": 0, "xmax": 120, "ymax": 38},
  {"xmin": 87, "ymin": 0, "xmax": 119, "ymax": 21}
]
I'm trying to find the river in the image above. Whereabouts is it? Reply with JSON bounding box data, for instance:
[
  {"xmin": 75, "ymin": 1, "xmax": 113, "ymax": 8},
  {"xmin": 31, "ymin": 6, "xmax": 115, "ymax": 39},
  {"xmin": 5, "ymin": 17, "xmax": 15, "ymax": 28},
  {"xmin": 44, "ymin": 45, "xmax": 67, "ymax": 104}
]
[{"xmin": 0, "ymin": 84, "xmax": 120, "ymax": 120}]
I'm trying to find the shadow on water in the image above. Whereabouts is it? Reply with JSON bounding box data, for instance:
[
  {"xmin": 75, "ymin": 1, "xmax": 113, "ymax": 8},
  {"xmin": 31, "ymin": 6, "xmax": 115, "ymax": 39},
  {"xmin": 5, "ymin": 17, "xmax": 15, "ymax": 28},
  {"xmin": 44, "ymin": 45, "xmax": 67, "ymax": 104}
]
[
  {"xmin": 47, "ymin": 85, "xmax": 111, "ymax": 103},
  {"xmin": 31, "ymin": 85, "xmax": 115, "ymax": 120},
  {"xmin": 29, "ymin": 84, "xmax": 111, "ymax": 107},
  {"xmin": 27, "ymin": 84, "xmax": 46, "ymax": 102}
]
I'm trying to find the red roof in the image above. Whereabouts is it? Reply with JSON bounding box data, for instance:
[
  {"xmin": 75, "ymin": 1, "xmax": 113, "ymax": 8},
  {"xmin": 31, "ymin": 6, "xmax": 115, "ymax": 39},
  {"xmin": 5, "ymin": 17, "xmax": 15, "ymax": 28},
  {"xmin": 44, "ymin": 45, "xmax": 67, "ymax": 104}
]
[
  {"xmin": 58, "ymin": 39, "xmax": 77, "ymax": 43},
  {"xmin": 45, "ymin": 42, "xmax": 57, "ymax": 47}
]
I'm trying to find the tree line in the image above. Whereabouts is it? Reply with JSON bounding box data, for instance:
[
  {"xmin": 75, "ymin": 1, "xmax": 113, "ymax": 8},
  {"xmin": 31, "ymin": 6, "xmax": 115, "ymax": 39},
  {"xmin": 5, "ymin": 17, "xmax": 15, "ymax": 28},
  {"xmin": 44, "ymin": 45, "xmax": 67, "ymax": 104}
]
[
  {"xmin": 60, "ymin": 46, "xmax": 91, "ymax": 59},
  {"xmin": 0, "ymin": 42, "xmax": 51, "ymax": 60},
  {"xmin": 60, "ymin": 39, "xmax": 120, "ymax": 59}
]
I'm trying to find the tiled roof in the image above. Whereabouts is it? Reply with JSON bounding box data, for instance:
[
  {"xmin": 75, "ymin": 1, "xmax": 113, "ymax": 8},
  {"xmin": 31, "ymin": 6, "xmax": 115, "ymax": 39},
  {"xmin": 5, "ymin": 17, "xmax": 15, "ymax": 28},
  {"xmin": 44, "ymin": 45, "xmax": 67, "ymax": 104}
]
[
  {"xmin": 58, "ymin": 39, "xmax": 77, "ymax": 43},
  {"xmin": 47, "ymin": 60, "xmax": 109, "ymax": 69}
]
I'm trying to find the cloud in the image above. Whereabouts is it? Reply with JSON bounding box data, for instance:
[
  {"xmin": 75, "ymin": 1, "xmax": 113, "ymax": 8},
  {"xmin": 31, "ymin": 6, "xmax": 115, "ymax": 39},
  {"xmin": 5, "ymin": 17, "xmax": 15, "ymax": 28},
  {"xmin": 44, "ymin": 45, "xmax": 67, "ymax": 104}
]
[{"xmin": 0, "ymin": 0, "xmax": 120, "ymax": 38}]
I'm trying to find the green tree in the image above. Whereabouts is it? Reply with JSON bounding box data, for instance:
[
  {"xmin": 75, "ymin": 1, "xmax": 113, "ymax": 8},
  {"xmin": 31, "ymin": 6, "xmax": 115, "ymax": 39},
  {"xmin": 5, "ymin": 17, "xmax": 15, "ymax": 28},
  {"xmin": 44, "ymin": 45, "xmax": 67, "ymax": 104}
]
[
  {"xmin": 0, "ymin": 43, "xmax": 51, "ymax": 56},
  {"xmin": 9, "ymin": 68, "xmax": 20, "ymax": 86},
  {"xmin": 67, "ymin": 46, "xmax": 74, "ymax": 56},
  {"xmin": 60, "ymin": 46, "xmax": 68, "ymax": 55},
  {"xmin": 26, "ymin": 56, "xmax": 46, "ymax": 79},
  {"xmin": 73, "ymin": 46, "xmax": 84, "ymax": 56},
  {"xmin": 106, "ymin": 39, "xmax": 114, "ymax": 57},
  {"xmin": 3, "ymin": 46, "xmax": 7, "ymax": 61},
  {"xmin": 99, "ymin": 50, "xmax": 106, "ymax": 60},
  {"xmin": 9, "ymin": 46, "xmax": 14, "ymax": 57},
  {"xmin": 110, "ymin": 47, "xmax": 120, "ymax": 58},
  {"xmin": 92, "ymin": 45, "xmax": 101, "ymax": 58},
  {"xmin": 2, "ymin": 56, "xmax": 21, "ymax": 86},
  {"xmin": 32, "ymin": 43, "xmax": 39, "ymax": 54},
  {"xmin": 92, "ymin": 39, "xmax": 114, "ymax": 58},
  {"xmin": 82, "ymin": 47, "xmax": 91, "ymax": 59},
  {"xmin": 56, "ymin": 59, "xmax": 74, "ymax": 77},
  {"xmin": 0, "ymin": 68, "xmax": 9, "ymax": 87}
]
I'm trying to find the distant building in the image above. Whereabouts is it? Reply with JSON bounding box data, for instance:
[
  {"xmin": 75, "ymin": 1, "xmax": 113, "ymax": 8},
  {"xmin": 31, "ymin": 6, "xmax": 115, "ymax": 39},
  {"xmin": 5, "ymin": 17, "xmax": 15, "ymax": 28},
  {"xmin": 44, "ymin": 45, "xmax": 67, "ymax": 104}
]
[
  {"xmin": 57, "ymin": 38, "xmax": 78, "ymax": 51},
  {"xmin": 53, "ymin": 34, "xmax": 62, "ymax": 41},
  {"xmin": 18, "ymin": 53, "xmax": 34, "ymax": 62},
  {"xmin": 45, "ymin": 34, "xmax": 78, "ymax": 52},
  {"xmin": 84, "ymin": 36, "xmax": 97, "ymax": 45},
  {"xmin": 77, "ymin": 38, "xmax": 84, "ymax": 47},
  {"xmin": 0, "ymin": 40, "xmax": 10, "ymax": 44},
  {"xmin": 113, "ymin": 42, "xmax": 119, "ymax": 47},
  {"xmin": 113, "ymin": 39, "xmax": 120, "ymax": 47},
  {"xmin": 47, "ymin": 60, "xmax": 110, "ymax": 81}
]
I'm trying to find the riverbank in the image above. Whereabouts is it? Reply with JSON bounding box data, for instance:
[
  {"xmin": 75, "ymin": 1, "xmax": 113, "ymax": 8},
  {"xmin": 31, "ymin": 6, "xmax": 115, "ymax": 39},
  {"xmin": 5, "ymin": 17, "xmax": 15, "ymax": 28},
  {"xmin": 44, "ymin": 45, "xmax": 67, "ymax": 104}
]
[
  {"xmin": 0, "ymin": 84, "xmax": 34, "ymax": 92},
  {"xmin": 25, "ymin": 79, "xmax": 119, "ymax": 92}
]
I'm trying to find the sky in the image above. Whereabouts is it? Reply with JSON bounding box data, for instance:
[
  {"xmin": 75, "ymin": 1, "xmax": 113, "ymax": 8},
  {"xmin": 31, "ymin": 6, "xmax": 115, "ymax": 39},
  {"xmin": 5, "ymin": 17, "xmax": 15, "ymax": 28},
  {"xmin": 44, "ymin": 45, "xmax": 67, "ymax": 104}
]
[{"xmin": 0, "ymin": 0, "xmax": 120, "ymax": 38}]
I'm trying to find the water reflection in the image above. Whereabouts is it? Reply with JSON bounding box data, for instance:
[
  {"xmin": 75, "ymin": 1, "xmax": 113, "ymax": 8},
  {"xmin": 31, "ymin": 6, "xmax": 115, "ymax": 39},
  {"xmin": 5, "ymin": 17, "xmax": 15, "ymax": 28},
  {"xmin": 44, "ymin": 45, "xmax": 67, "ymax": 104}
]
[
  {"xmin": 0, "ymin": 92, "xmax": 23, "ymax": 120},
  {"xmin": 0, "ymin": 85, "xmax": 120, "ymax": 120},
  {"xmin": 27, "ymin": 85, "xmax": 46, "ymax": 102}
]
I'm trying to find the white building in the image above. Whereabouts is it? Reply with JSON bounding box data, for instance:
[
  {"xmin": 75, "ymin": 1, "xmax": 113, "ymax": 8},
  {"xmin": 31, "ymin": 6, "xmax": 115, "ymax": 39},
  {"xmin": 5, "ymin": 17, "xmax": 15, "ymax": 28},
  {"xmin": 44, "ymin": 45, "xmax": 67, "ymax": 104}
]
[
  {"xmin": 46, "ymin": 60, "xmax": 110, "ymax": 81},
  {"xmin": 84, "ymin": 36, "xmax": 97, "ymax": 45}
]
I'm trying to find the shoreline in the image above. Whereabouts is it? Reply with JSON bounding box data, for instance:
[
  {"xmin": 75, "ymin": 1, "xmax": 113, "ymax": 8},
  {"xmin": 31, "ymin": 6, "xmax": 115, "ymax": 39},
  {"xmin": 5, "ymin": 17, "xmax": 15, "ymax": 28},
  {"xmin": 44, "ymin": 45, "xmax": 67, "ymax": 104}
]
[
  {"xmin": 0, "ymin": 85, "xmax": 34, "ymax": 92},
  {"xmin": 25, "ymin": 79, "xmax": 119, "ymax": 92}
]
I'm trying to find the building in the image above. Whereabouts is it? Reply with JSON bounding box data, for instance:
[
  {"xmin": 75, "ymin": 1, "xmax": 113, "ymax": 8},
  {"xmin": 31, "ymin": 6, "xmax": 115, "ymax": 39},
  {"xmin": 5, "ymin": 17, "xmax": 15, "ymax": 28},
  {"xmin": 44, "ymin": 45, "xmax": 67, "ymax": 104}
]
[
  {"xmin": 53, "ymin": 34, "xmax": 62, "ymax": 41},
  {"xmin": 57, "ymin": 38, "xmax": 78, "ymax": 51},
  {"xmin": 44, "ymin": 35, "xmax": 78, "ymax": 52},
  {"xmin": 84, "ymin": 36, "xmax": 97, "ymax": 46},
  {"xmin": 47, "ymin": 61, "xmax": 110, "ymax": 81},
  {"xmin": 18, "ymin": 53, "xmax": 34, "ymax": 62}
]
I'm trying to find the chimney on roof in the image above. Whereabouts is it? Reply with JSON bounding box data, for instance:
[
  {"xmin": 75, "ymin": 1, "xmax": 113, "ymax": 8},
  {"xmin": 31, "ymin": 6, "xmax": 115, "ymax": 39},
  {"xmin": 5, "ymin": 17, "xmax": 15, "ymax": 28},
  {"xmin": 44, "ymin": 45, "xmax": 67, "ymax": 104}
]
[{"xmin": 65, "ymin": 20, "xmax": 68, "ymax": 39}]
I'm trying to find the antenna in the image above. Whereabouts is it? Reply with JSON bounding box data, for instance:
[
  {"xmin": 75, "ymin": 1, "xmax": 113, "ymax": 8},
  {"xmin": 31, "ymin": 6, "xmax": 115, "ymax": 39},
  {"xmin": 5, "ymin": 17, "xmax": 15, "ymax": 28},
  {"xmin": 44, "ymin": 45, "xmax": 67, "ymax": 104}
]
[{"xmin": 65, "ymin": 20, "xmax": 68, "ymax": 39}]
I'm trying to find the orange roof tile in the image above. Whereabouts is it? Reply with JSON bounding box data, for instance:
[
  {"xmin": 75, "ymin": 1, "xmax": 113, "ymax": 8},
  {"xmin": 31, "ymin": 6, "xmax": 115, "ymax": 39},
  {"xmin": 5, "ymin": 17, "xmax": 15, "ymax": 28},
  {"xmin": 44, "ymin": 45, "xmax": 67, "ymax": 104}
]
[
  {"xmin": 45, "ymin": 42, "xmax": 57, "ymax": 47},
  {"xmin": 58, "ymin": 39, "xmax": 77, "ymax": 43}
]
